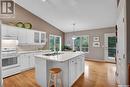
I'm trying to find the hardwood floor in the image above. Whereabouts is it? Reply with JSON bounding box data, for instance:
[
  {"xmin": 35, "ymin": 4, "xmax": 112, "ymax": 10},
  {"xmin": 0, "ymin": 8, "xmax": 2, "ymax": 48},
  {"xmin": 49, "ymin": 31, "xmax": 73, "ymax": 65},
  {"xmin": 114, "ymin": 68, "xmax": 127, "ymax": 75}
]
[
  {"xmin": 3, "ymin": 61, "xmax": 117, "ymax": 87},
  {"xmin": 3, "ymin": 69, "xmax": 40, "ymax": 87},
  {"xmin": 72, "ymin": 61, "xmax": 117, "ymax": 87}
]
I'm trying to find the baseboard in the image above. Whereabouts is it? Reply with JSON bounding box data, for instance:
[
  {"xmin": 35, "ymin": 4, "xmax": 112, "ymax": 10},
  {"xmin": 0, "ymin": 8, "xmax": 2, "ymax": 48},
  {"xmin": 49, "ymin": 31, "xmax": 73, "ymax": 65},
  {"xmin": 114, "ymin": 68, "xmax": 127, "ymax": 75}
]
[
  {"xmin": 86, "ymin": 58, "xmax": 105, "ymax": 62},
  {"xmin": 85, "ymin": 58, "xmax": 116, "ymax": 64}
]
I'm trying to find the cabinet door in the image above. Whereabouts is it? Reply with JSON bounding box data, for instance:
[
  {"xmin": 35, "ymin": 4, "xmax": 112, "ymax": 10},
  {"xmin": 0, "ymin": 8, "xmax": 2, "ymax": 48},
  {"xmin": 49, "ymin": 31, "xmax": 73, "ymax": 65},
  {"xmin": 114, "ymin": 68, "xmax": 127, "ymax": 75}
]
[
  {"xmin": 69, "ymin": 58, "xmax": 76, "ymax": 86},
  {"xmin": 18, "ymin": 29, "xmax": 27, "ymax": 44},
  {"xmin": 1, "ymin": 25, "xmax": 8, "ymax": 36},
  {"xmin": 1, "ymin": 25, "xmax": 18, "ymax": 37},
  {"xmin": 29, "ymin": 53, "xmax": 35, "ymax": 68},
  {"xmin": 81, "ymin": 56, "xmax": 85, "ymax": 73},
  {"xmin": 6, "ymin": 27, "xmax": 18, "ymax": 37},
  {"xmin": 76, "ymin": 57, "xmax": 82, "ymax": 78},
  {"xmin": 34, "ymin": 31, "xmax": 40, "ymax": 43},
  {"xmin": 40, "ymin": 32, "xmax": 46, "ymax": 44},
  {"xmin": 19, "ymin": 54, "xmax": 30, "ymax": 71},
  {"xmin": 27, "ymin": 30, "xmax": 34, "ymax": 44}
]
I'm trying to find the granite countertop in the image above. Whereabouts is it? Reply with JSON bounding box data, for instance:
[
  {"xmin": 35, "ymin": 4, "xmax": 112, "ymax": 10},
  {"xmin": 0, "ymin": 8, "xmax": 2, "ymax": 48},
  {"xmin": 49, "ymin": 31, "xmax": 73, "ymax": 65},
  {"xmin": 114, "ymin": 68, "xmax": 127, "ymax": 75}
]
[{"xmin": 35, "ymin": 51, "xmax": 85, "ymax": 62}]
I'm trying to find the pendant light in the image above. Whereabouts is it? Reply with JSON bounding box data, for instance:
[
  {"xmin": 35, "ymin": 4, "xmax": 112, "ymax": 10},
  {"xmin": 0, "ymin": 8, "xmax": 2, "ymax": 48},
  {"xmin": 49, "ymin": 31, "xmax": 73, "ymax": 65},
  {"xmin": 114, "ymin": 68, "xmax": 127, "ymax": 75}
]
[{"xmin": 72, "ymin": 23, "xmax": 76, "ymax": 40}]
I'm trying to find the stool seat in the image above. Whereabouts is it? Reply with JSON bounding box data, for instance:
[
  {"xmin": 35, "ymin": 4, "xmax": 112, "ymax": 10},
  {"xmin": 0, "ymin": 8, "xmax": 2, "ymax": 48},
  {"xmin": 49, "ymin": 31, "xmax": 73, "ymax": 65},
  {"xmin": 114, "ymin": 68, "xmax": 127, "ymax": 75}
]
[{"xmin": 49, "ymin": 68, "xmax": 62, "ymax": 74}]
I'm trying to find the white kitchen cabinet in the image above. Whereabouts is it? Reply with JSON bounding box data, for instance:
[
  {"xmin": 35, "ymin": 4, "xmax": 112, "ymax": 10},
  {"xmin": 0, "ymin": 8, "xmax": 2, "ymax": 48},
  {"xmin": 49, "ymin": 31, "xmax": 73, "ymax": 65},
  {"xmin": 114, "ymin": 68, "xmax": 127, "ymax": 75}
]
[
  {"xmin": 34, "ymin": 31, "xmax": 46, "ymax": 45},
  {"xmin": 26, "ymin": 30, "xmax": 34, "ymax": 44},
  {"xmin": 17, "ymin": 28, "xmax": 27, "ymax": 44},
  {"xmin": 69, "ymin": 58, "xmax": 77, "ymax": 86},
  {"xmin": 29, "ymin": 53, "xmax": 35, "ymax": 68},
  {"xmin": 1, "ymin": 24, "xmax": 18, "ymax": 37},
  {"xmin": 76, "ymin": 57, "xmax": 82, "ymax": 78},
  {"xmin": 19, "ymin": 54, "xmax": 30, "ymax": 71},
  {"xmin": 19, "ymin": 53, "xmax": 35, "ymax": 71},
  {"xmin": 69, "ymin": 56, "xmax": 85, "ymax": 86},
  {"xmin": 1, "ymin": 24, "xmax": 46, "ymax": 45}
]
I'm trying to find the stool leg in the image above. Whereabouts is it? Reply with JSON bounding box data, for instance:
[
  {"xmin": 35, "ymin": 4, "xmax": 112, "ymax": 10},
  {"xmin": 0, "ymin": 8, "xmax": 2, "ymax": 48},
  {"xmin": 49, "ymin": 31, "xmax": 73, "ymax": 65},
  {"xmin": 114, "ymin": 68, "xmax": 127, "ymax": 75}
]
[
  {"xmin": 54, "ymin": 74, "xmax": 57, "ymax": 87},
  {"xmin": 59, "ymin": 73, "xmax": 62, "ymax": 87},
  {"xmin": 60, "ymin": 77, "xmax": 62, "ymax": 87},
  {"xmin": 48, "ymin": 73, "xmax": 51, "ymax": 87}
]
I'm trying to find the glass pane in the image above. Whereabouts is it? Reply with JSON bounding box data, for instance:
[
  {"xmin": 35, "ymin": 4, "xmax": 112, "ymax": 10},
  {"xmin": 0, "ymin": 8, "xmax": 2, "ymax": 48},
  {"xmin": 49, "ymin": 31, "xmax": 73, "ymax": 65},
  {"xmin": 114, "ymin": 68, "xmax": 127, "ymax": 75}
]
[
  {"xmin": 74, "ymin": 37, "xmax": 80, "ymax": 51},
  {"xmin": 55, "ymin": 37, "xmax": 60, "ymax": 51},
  {"xmin": 81, "ymin": 36, "xmax": 88, "ymax": 47},
  {"xmin": 108, "ymin": 49, "xmax": 116, "ymax": 57},
  {"xmin": 34, "ymin": 32, "xmax": 39, "ymax": 43},
  {"xmin": 49, "ymin": 36, "xmax": 55, "ymax": 51},
  {"xmin": 41, "ymin": 33, "xmax": 45, "ymax": 43},
  {"xmin": 108, "ymin": 37, "xmax": 116, "ymax": 57},
  {"xmin": 81, "ymin": 36, "xmax": 88, "ymax": 52},
  {"xmin": 108, "ymin": 37, "xmax": 116, "ymax": 48}
]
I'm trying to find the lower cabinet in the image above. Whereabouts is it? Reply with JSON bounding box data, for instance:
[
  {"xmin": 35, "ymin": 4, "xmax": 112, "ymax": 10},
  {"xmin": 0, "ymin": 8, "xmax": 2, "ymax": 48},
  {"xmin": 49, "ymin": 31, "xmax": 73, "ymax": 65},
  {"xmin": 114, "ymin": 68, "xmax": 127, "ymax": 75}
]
[
  {"xmin": 19, "ymin": 53, "xmax": 35, "ymax": 71},
  {"xmin": 69, "ymin": 55, "xmax": 85, "ymax": 86}
]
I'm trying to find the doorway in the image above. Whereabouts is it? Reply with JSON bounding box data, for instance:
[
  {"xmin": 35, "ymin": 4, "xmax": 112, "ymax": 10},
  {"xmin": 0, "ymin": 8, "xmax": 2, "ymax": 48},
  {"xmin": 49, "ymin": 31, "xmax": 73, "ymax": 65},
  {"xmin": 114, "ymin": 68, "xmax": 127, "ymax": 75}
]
[{"xmin": 104, "ymin": 33, "xmax": 116, "ymax": 62}]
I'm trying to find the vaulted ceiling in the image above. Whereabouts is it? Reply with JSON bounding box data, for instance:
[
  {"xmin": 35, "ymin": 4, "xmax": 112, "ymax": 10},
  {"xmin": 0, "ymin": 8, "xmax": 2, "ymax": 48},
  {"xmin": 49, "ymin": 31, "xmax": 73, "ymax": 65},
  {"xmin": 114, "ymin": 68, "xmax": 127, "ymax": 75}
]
[{"xmin": 16, "ymin": 0, "xmax": 117, "ymax": 32}]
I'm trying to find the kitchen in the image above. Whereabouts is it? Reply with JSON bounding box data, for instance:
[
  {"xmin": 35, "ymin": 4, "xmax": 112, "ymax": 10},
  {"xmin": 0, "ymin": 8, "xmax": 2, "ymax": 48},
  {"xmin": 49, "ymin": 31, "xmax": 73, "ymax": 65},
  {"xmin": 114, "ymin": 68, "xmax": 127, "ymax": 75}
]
[
  {"xmin": 0, "ymin": 23, "xmax": 85, "ymax": 87},
  {"xmin": 0, "ymin": 0, "xmax": 129, "ymax": 87}
]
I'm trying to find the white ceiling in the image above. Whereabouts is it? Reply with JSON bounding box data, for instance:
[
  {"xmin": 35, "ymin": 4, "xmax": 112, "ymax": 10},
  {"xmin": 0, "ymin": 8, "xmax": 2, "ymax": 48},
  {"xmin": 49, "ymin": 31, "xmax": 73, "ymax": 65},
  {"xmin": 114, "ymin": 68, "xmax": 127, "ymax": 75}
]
[{"xmin": 15, "ymin": 0, "xmax": 117, "ymax": 32}]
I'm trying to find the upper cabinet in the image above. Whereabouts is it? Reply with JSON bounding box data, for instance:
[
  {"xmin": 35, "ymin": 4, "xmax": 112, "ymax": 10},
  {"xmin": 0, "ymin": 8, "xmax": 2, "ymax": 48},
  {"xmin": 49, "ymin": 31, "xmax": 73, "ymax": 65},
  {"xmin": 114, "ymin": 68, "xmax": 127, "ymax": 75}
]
[
  {"xmin": 1, "ymin": 24, "xmax": 18, "ymax": 37},
  {"xmin": 34, "ymin": 31, "xmax": 46, "ymax": 45},
  {"xmin": 1, "ymin": 24, "xmax": 46, "ymax": 45}
]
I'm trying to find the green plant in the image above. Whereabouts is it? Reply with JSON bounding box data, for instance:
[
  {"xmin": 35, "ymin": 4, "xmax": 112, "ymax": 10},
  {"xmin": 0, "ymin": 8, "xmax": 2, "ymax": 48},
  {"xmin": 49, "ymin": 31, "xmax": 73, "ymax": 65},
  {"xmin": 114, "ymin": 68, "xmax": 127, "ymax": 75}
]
[{"xmin": 62, "ymin": 45, "xmax": 72, "ymax": 51}]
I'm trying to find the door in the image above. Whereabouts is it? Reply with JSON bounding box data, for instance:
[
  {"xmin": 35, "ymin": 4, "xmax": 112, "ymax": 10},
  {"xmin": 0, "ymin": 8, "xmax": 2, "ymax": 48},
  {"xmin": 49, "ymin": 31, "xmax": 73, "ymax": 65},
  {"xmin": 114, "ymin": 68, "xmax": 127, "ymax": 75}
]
[
  {"xmin": 49, "ymin": 35, "xmax": 61, "ymax": 51},
  {"xmin": 104, "ymin": 33, "xmax": 116, "ymax": 62}
]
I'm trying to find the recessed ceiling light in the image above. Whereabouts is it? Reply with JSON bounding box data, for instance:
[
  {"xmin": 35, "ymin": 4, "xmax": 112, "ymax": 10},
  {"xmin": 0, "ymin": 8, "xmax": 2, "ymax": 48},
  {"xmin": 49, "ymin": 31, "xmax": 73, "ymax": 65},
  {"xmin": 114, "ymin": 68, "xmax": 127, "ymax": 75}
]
[{"xmin": 42, "ymin": 0, "xmax": 46, "ymax": 2}]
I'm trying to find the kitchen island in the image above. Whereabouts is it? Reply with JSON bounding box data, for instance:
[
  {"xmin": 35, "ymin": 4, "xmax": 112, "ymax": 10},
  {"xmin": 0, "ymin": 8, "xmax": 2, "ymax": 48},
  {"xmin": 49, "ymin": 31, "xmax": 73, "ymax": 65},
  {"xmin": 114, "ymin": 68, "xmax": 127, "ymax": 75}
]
[{"xmin": 35, "ymin": 51, "xmax": 85, "ymax": 87}]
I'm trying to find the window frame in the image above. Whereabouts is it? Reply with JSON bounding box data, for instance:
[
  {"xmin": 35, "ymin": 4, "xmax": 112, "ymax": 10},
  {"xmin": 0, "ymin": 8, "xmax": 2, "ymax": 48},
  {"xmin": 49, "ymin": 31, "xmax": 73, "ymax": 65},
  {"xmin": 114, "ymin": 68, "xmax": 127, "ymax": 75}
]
[
  {"xmin": 49, "ymin": 34, "xmax": 62, "ymax": 51},
  {"xmin": 73, "ymin": 35, "xmax": 89, "ymax": 53}
]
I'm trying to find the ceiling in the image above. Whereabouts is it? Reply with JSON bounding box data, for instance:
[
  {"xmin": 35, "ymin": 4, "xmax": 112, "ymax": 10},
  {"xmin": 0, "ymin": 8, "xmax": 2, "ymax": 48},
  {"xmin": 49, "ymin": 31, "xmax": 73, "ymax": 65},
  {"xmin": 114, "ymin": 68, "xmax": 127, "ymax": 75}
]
[{"xmin": 15, "ymin": 0, "xmax": 117, "ymax": 32}]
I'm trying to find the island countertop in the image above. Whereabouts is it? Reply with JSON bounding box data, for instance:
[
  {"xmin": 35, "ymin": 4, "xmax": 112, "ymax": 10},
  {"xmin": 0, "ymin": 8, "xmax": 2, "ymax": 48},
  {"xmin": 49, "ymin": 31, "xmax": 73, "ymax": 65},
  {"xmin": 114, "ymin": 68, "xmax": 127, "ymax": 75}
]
[{"xmin": 34, "ymin": 51, "xmax": 85, "ymax": 62}]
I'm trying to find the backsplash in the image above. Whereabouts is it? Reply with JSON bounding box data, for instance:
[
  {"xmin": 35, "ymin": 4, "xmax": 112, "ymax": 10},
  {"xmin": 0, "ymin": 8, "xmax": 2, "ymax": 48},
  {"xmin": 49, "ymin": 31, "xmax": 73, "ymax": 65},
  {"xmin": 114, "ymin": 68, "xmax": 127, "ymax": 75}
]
[{"xmin": 17, "ymin": 45, "xmax": 46, "ymax": 51}]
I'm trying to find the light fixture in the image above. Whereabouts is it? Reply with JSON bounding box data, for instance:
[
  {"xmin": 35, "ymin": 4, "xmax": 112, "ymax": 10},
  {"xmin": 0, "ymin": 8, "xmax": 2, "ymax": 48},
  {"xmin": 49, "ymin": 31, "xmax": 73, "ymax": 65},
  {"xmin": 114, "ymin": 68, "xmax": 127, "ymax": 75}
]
[
  {"xmin": 42, "ymin": 0, "xmax": 46, "ymax": 2},
  {"xmin": 72, "ymin": 23, "xmax": 76, "ymax": 40}
]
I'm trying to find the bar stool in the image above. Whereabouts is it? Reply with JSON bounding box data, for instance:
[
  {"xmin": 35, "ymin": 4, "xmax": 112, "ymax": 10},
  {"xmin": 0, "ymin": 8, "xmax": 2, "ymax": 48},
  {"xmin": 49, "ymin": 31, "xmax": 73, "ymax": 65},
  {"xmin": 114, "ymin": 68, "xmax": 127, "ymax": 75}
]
[{"xmin": 48, "ymin": 68, "xmax": 62, "ymax": 87}]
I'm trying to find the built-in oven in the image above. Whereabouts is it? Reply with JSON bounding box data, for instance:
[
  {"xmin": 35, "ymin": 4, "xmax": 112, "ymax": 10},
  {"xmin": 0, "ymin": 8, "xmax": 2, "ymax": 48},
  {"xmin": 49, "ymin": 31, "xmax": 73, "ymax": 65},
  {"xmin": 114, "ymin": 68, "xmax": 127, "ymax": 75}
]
[
  {"xmin": 1, "ymin": 48, "xmax": 21, "ymax": 78},
  {"xmin": 1, "ymin": 48, "xmax": 20, "ymax": 68},
  {"xmin": 2, "ymin": 56, "xmax": 20, "ymax": 69}
]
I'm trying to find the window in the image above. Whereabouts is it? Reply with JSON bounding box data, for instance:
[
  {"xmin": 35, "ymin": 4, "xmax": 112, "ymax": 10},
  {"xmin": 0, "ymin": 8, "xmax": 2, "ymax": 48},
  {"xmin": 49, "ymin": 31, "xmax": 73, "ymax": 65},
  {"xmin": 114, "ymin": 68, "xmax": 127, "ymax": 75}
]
[
  {"xmin": 49, "ymin": 35, "xmax": 61, "ymax": 51},
  {"xmin": 73, "ymin": 36, "xmax": 89, "ymax": 52},
  {"xmin": 108, "ymin": 37, "xmax": 116, "ymax": 57}
]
